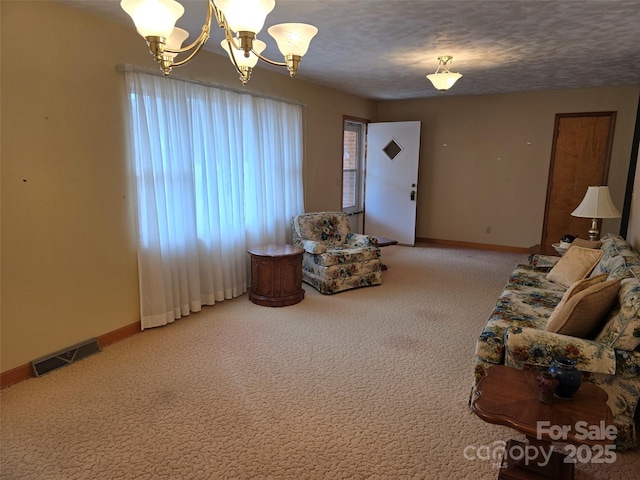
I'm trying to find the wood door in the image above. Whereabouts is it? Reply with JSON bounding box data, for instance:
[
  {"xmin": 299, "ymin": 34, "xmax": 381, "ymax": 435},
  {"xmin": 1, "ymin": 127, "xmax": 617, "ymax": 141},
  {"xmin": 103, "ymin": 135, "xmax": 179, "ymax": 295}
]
[
  {"xmin": 364, "ymin": 121, "xmax": 421, "ymax": 246},
  {"xmin": 541, "ymin": 112, "xmax": 616, "ymax": 247}
]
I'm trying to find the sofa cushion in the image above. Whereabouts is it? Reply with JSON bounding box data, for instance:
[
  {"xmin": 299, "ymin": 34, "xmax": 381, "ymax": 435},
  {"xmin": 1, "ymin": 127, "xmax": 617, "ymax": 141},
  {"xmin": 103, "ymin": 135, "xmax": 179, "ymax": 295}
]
[
  {"xmin": 546, "ymin": 246, "xmax": 603, "ymax": 288},
  {"xmin": 546, "ymin": 278, "xmax": 621, "ymax": 337},
  {"xmin": 592, "ymin": 233, "xmax": 640, "ymax": 277},
  {"xmin": 588, "ymin": 234, "xmax": 640, "ymax": 350},
  {"xmin": 475, "ymin": 265, "xmax": 565, "ymax": 364},
  {"xmin": 594, "ymin": 277, "xmax": 640, "ymax": 350},
  {"xmin": 571, "ymin": 238, "xmax": 602, "ymax": 249}
]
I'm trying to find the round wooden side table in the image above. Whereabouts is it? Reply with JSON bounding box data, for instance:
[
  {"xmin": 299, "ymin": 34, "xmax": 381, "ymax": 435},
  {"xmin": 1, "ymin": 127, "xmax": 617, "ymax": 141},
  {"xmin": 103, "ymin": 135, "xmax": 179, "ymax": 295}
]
[
  {"xmin": 247, "ymin": 244, "xmax": 305, "ymax": 307},
  {"xmin": 472, "ymin": 365, "xmax": 614, "ymax": 480}
]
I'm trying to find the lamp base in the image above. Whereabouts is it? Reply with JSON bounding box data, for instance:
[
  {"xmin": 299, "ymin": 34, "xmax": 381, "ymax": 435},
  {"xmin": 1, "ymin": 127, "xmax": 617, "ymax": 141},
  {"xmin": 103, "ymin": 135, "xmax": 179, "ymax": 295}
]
[{"xmin": 588, "ymin": 218, "xmax": 600, "ymax": 242}]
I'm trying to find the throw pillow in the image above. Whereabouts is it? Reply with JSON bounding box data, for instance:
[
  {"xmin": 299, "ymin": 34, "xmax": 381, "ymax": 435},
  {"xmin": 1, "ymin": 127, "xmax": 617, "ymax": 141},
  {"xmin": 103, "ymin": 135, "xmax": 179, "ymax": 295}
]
[
  {"xmin": 546, "ymin": 278, "xmax": 621, "ymax": 337},
  {"xmin": 546, "ymin": 274, "xmax": 607, "ymax": 325},
  {"xmin": 546, "ymin": 246, "xmax": 604, "ymax": 288},
  {"xmin": 559, "ymin": 274, "xmax": 608, "ymax": 301},
  {"xmin": 571, "ymin": 238, "xmax": 602, "ymax": 249}
]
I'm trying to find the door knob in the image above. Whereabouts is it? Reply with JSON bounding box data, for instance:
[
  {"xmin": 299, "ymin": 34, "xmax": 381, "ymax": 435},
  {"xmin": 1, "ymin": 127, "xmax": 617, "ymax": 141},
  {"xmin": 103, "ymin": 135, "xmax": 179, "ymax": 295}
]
[{"xmin": 410, "ymin": 190, "xmax": 416, "ymax": 201}]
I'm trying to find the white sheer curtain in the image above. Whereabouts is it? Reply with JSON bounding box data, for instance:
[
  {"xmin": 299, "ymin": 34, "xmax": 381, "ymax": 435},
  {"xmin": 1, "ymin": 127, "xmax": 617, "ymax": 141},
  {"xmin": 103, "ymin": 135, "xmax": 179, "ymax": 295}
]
[{"xmin": 125, "ymin": 72, "xmax": 304, "ymax": 329}]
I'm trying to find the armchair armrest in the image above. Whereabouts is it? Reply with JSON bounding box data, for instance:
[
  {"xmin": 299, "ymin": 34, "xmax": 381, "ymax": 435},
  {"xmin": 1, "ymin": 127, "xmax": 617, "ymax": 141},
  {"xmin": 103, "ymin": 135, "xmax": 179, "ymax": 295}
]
[
  {"xmin": 346, "ymin": 233, "xmax": 378, "ymax": 248},
  {"xmin": 300, "ymin": 239, "xmax": 327, "ymax": 254},
  {"xmin": 529, "ymin": 254, "xmax": 560, "ymax": 268},
  {"xmin": 505, "ymin": 326, "xmax": 616, "ymax": 375}
]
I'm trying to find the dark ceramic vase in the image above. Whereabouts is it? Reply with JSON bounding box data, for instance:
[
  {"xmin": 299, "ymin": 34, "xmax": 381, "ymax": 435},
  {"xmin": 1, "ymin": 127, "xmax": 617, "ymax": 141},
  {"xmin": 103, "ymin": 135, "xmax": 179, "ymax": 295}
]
[{"xmin": 550, "ymin": 357, "xmax": 582, "ymax": 399}]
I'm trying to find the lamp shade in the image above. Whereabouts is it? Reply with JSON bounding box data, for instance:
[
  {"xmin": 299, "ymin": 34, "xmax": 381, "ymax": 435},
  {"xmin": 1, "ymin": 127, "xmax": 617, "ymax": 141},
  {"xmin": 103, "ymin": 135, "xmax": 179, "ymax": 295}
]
[
  {"xmin": 121, "ymin": 0, "xmax": 184, "ymax": 39},
  {"xmin": 221, "ymin": 38, "xmax": 266, "ymax": 68},
  {"xmin": 163, "ymin": 28, "xmax": 189, "ymax": 58},
  {"xmin": 214, "ymin": 0, "xmax": 275, "ymax": 34},
  {"xmin": 571, "ymin": 186, "xmax": 621, "ymax": 218},
  {"xmin": 268, "ymin": 23, "xmax": 318, "ymax": 57},
  {"xmin": 427, "ymin": 72, "xmax": 462, "ymax": 92}
]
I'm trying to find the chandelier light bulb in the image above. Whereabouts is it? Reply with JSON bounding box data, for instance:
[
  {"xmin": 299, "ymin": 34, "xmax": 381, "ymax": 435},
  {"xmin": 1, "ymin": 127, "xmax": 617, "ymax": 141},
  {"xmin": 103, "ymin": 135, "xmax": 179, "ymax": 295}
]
[{"xmin": 221, "ymin": 38, "xmax": 266, "ymax": 68}]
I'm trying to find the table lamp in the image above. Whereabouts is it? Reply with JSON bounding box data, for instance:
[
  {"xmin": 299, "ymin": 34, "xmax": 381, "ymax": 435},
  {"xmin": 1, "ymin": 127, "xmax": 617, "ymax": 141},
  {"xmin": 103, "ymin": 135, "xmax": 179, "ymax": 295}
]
[{"xmin": 571, "ymin": 186, "xmax": 621, "ymax": 241}]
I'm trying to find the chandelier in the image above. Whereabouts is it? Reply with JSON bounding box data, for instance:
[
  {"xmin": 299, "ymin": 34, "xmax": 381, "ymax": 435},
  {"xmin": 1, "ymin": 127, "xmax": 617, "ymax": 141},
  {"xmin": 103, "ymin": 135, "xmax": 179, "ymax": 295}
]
[
  {"xmin": 426, "ymin": 56, "xmax": 462, "ymax": 92},
  {"xmin": 120, "ymin": 0, "xmax": 318, "ymax": 85}
]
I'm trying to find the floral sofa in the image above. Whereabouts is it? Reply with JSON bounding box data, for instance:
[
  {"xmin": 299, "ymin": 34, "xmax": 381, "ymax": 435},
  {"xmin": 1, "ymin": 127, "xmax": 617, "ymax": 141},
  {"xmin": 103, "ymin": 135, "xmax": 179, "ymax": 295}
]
[
  {"xmin": 472, "ymin": 234, "xmax": 640, "ymax": 450},
  {"xmin": 291, "ymin": 212, "xmax": 382, "ymax": 294}
]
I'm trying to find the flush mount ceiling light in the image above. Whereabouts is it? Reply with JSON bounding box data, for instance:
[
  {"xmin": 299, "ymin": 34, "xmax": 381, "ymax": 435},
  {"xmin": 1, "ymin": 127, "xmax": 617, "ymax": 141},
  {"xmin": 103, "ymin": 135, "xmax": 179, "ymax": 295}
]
[
  {"xmin": 426, "ymin": 56, "xmax": 462, "ymax": 92},
  {"xmin": 120, "ymin": 0, "xmax": 318, "ymax": 84}
]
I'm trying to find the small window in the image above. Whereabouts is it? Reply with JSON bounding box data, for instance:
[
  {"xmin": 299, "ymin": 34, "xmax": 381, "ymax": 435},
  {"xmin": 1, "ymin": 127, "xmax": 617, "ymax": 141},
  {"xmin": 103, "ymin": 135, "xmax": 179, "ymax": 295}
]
[{"xmin": 342, "ymin": 120, "xmax": 366, "ymax": 212}]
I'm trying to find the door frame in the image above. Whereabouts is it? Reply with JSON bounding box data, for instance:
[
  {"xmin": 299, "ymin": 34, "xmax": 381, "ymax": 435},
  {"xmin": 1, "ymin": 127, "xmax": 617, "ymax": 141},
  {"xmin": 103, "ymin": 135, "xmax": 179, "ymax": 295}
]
[
  {"xmin": 540, "ymin": 111, "xmax": 617, "ymax": 247},
  {"xmin": 620, "ymin": 96, "xmax": 640, "ymax": 238},
  {"xmin": 341, "ymin": 115, "xmax": 369, "ymax": 233}
]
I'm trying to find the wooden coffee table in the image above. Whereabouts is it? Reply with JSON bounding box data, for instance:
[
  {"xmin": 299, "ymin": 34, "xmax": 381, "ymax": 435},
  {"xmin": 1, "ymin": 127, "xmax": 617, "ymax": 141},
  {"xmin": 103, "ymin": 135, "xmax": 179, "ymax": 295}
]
[{"xmin": 472, "ymin": 365, "xmax": 614, "ymax": 479}]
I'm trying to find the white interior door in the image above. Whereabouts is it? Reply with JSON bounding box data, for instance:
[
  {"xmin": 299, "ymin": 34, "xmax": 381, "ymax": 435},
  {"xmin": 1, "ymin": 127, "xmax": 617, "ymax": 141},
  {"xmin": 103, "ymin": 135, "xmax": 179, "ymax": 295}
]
[{"xmin": 364, "ymin": 121, "xmax": 421, "ymax": 246}]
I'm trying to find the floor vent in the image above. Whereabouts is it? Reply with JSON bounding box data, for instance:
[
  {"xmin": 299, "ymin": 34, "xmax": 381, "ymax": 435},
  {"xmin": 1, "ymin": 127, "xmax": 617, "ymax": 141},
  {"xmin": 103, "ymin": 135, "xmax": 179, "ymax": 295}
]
[{"xmin": 31, "ymin": 338, "xmax": 101, "ymax": 377}]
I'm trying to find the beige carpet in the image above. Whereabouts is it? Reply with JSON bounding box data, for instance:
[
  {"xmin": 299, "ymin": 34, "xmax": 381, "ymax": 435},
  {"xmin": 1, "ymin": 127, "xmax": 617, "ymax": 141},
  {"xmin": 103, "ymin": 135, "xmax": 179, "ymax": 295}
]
[{"xmin": 1, "ymin": 245, "xmax": 638, "ymax": 479}]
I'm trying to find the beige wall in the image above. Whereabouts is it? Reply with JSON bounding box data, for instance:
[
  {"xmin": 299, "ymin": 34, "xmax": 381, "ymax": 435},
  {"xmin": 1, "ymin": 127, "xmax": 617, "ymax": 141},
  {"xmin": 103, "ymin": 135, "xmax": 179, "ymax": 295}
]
[
  {"xmin": 0, "ymin": 1, "xmax": 376, "ymax": 372},
  {"xmin": 378, "ymin": 88, "xmax": 640, "ymax": 247}
]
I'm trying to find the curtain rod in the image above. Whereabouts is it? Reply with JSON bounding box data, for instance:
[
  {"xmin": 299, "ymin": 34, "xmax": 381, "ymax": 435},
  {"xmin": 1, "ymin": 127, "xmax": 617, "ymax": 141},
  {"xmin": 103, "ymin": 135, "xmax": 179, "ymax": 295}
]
[{"xmin": 116, "ymin": 64, "xmax": 307, "ymax": 108}]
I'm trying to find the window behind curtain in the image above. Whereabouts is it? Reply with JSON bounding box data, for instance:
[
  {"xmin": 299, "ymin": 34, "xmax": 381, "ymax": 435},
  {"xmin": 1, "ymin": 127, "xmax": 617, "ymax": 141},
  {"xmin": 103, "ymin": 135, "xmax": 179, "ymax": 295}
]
[
  {"xmin": 125, "ymin": 71, "xmax": 304, "ymax": 329},
  {"xmin": 342, "ymin": 119, "xmax": 367, "ymax": 233}
]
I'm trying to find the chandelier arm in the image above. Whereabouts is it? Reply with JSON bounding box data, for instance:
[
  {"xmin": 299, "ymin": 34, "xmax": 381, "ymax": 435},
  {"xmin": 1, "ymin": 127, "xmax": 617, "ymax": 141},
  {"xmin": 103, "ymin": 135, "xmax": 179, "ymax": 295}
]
[
  {"xmin": 164, "ymin": 0, "xmax": 214, "ymax": 55},
  {"xmin": 440, "ymin": 55, "xmax": 453, "ymax": 73},
  {"xmin": 164, "ymin": 25, "xmax": 211, "ymax": 57},
  {"xmin": 253, "ymin": 50, "xmax": 287, "ymax": 67},
  {"xmin": 212, "ymin": 1, "xmax": 227, "ymax": 28},
  {"xmin": 224, "ymin": 38, "xmax": 246, "ymax": 76},
  {"xmin": 170, "ymin": 38, "xmax": 210, "ymax": 68}
]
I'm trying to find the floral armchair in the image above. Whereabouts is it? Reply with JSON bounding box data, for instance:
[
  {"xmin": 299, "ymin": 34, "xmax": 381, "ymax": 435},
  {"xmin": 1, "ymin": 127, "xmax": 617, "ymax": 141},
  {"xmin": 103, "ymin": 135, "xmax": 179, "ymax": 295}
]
[{"xmin": 291, "ymin": 212, "xmax": 382, "ymax": 294}]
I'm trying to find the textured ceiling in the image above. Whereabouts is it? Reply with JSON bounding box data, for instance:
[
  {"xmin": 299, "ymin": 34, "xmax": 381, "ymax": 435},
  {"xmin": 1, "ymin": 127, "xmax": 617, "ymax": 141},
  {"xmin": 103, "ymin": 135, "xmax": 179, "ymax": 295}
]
[{"xmin": 56, "ymin": 0, "xmax": 640, "ymax": 100}]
